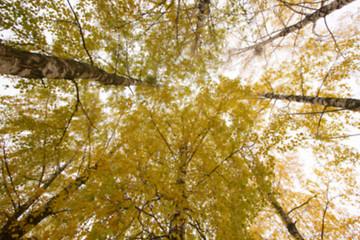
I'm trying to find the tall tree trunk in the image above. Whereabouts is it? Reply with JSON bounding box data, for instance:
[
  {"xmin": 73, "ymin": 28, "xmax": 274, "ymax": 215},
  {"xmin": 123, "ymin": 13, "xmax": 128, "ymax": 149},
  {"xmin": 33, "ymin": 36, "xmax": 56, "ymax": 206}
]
[
  {"xmin": 259, "ymin": 93, "xmax": 360, "ymax": 111},
  {"xmin": 169, "ymin": 147, "xmax": 188, "ymax": 240},
  {"xmin": 0, "ymin": 43, "xmax": 152, "ymax": 86},
  {"xmin": 193, "ymin": 0, "xmax": 210, "ymax": 51},
  {"xmin": 267, "ymin": 194, "xmax": 305, "ymax": 240},
  {"xmin": 0, "ymin": 164, "xmax": 97, "ymax": 240},
  {"xmin": 241, "ymin": 0, "xmax": 356, "ymax": 52}
]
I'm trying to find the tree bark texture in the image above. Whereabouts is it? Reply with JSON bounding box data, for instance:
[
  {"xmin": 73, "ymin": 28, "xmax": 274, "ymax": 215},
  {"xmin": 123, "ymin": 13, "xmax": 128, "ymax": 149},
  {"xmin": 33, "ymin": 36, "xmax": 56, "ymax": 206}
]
[
  {"xmin": 0, "ymin": 43, "xmax": 150, "ymax": 86},
  {"xmin": 268, "ymin": 195, "xmax": 305, "ymax": 240},
  {"xmin": 193, "ymin": 0, "xmax": 210, "ymax": 51},
  {"xmin": 242, "ymin": 0, "xmax": 356, "ymax": 51},
  {"xmin": 260, "ymin": 93, "xmax": 360, "ymax": 111},
  {"xmin": 169, "ymin": 147, "xmax": 188, "ymax": 240}
]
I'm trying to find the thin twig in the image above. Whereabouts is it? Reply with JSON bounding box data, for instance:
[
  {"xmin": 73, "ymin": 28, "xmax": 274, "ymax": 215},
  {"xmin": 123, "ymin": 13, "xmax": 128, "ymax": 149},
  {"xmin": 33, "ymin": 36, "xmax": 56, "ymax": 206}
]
[
  {"xmin": 316, "ymin": 106, "xmax": 327, "ymax": 137},
  {"xmin": 279, "ymin": 0, "xmax": 320, "ymax": 11},
  {"xmin": 316, "ymin": 54, "xmax": 340, "ymax": 97},
  {"xmin": 149, "ymin": 110, "xmax": 177, "ymax": 161},
  {"xmin": 1, "ymin": 142, "xmax": 19, "ymax": 205},
  {"xmin": 288, "ymin": 195, "xmax": 317, "ymax": 215},
  {"xmin": 66, "ymin": 0, "xmax": 94, "ymax": 65},
  {"xmin": 187, "ymin": 100, "xmax": 224, "ymax": 165},
  {"xmin": 197, "ymin": 148, "xmax": 240, "ymax": 186},
  {"xmin": 318, "ymin": 133, "xmax": 360, "ymax": 139},
  {"xmin": 284, "ymin": 108, "xmax": 346, "ymax": 116},
  {"xmin": 70, "ymin": 79, "xmax": 97, "ymax": 130},
  {"xmin": 1, "ymin": 141, "xmax": 17, "ymax": 210},
  {"xmin": 280, "ymin": 0, "xmax": 309, "ymax": 15},
  {"xmin": 238, "ymin": 0, "xmax": 355, "ymax": 53},
  {"xmin": 321, "ymin": 183, "xmax": 330, "ymax": 240},
  {"xmin": 136, "ymin": 1, "xmax": 175, "ymax": 40},
  {"xmin": 55, "ymin": 80, "xmax": 80, "ymax": 148},
  {"xmin": 324, "ymin": 16, "xmax": 346, "ymax": 60}
]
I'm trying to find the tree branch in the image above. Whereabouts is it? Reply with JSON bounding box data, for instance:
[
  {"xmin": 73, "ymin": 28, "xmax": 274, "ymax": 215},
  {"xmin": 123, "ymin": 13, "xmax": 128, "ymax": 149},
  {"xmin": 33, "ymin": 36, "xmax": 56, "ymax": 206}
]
[
  {"xmin": 288, "ymin": 195, "xmax": 317, "ymax": 215},
  {"xmin": 0, "ymin": 145, "xmax": 82, "ymax": 239},
  {"xmin": 321, "ymin": 183, "xmax": 330, "ymax": 240},
  {"xmin": 0, "ymin": 162, "xmax": 98, "ymax": 240},
  {"xmin": 66, "ymin": 0, "xmax": 94, "ymax": 65}
]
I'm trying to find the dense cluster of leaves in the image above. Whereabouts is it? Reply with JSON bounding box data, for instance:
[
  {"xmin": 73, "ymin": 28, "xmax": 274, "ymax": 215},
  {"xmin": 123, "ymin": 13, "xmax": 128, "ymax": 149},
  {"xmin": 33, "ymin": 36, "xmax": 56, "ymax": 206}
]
[{"xmin": 1, "ymin": 0, "xmax": 360, "ymax": 239}]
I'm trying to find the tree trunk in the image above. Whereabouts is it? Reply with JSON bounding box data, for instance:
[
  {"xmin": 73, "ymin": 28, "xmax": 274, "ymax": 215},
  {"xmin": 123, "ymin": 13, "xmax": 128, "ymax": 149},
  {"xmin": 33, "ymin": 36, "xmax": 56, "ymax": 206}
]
[
  {"xmin": 241, "ymin": 0, "xmax": 356, "ymax": 52},
  {"xmin": 193, "ymin": 0, "xmax": 210, "ymax": 51},
  {"xmin": 268, "ymin": 195, "xmax": 305, "ymax": 240},
  {"xmin": 169, "ymin": 147, "xmax": 188, "ymax": 240},
  {"xmin": 0, "ymin": 42, "xmax": 151, "ymax": 86},
  {"xmin": 260, "ymin": 93, "xmax": 360, "ymax": 111}
]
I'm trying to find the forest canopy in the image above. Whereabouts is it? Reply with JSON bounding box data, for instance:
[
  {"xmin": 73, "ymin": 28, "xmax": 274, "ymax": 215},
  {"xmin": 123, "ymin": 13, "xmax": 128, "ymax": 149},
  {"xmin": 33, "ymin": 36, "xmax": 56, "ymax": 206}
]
[{"xmin": 1, "ymin": 0, "xmax": 360, "ymax": 239}]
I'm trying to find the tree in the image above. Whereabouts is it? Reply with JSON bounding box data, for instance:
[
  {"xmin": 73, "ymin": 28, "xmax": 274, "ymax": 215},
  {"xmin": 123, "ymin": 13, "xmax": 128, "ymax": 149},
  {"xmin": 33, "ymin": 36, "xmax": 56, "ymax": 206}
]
[
  {"xmin": 246, "ymin": 4, "xmax": 360, "ymax": 238},
  {"xmin": 1, "ymin": 79, "xmax": 274, "ymax": 239},
  {"xmin": 267, "ymin": 193, "xmax": 305, "ymax": 240},
  {"xmin": 1, "ymin": 0, "xmax": 360, "ymax": 239},
  {"xmin": 259, "ymin": 93, "xmax": 360, "ymax": 111},
  {"xmin": 0, "ymin": 43, "xmax": 150, "ymax": 86},
  {"xmin": 238, "ymin": 0, "xmax": 356, "ymax": 53}
]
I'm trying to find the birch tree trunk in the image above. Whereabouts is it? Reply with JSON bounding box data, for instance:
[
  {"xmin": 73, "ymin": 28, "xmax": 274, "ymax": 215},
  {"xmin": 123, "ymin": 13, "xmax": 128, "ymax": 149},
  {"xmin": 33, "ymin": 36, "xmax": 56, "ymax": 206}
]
[
  {"xmin": 267, "ymin": 194, "xmax": 305, "ymax": 240},
  {"xmin": 260, "ymin": 93, "xmax": 360, "ymax": 111},
  {"xmin": 169, "ymin": 147, "xmax": 188, "ymax": 240},
  {"xmin": 0, "ymin": 43, "xmax": 151, "ymax": 86},
  {"xmin": 241, "ymin": 0, "xmax": 356, "ymax": 52},
  {"xmin": 193, "ymin": 0, "xmax": 210, "ymax": 51}
]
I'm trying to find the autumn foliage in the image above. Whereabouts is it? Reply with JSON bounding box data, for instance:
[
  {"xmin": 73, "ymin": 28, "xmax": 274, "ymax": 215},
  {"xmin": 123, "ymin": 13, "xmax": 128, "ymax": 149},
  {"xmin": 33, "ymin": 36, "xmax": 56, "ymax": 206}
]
[{"xmin": 1, "ymin": 0, "xmax": 360, "ymax": 239}]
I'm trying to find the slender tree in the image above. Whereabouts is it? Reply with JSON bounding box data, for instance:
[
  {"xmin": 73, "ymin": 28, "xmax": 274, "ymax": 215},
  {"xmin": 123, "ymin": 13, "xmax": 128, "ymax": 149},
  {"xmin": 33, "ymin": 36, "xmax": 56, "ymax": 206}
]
[
  {"xmin": 239, "ymin": 0, "xmax": 356, "ymax": 52},
  {"xmin": 259, "ymin": 93, "xmax": 360, "ymax": 111}
]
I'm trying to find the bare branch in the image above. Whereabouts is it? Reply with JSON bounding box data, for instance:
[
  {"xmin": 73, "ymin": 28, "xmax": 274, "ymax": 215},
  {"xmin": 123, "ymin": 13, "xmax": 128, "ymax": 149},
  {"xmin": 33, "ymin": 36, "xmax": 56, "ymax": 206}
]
[
  {"xmin": 288, "ymin": 195, "xmax": 317, "ymax": 215},
  {"xmin": 323, "ymin": 16, "xmax": 346, "ymax": 60},
  {"xmin": 0, "ymin": 145, "xmax": 82, "ymax": 238},
  {"xmin": 318, "ymin": 133, "xmax": 360, "ymax": 139},
  {"xmin": 316, "ymin": 54, "xmax": 340, "ymax": 97},
  {"xmin": 2, "ymin": 142, "xmax": 20, "ymax": 205},
  {"xmin": 316, "ymin": 106, "xmax": 327, "ymax": 137},
  {"xmin": 279, "ymin": 1, "xmax": 309, "ymax": 15},
  {"xmin": 197, "ymin": 148, "xmax": 240, "ymax": 186},
  {"xmin": 55, "ymin": 81, "xmax": 80, "ymax": 148},
  {"xmin": 1, "ymin": 142, "xmax": 17, "ymax": 210},
  {"xmin": 149, "ymin": 110, "xmax": 177, "ymax": 161},
  {"xmin": 70, "ymin": 79, "xmax": 98, "ymax": 130},
  {"xmin": 0, "ymin": 162, "xmax": 98, "ymax": 240},
  {"xmin": 321, "ymin": 183, "xmax": 330, "ymax": 240},
  {"xmin": 66, "ymin": 0, "xmax": 94, "ymax": 65}
]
